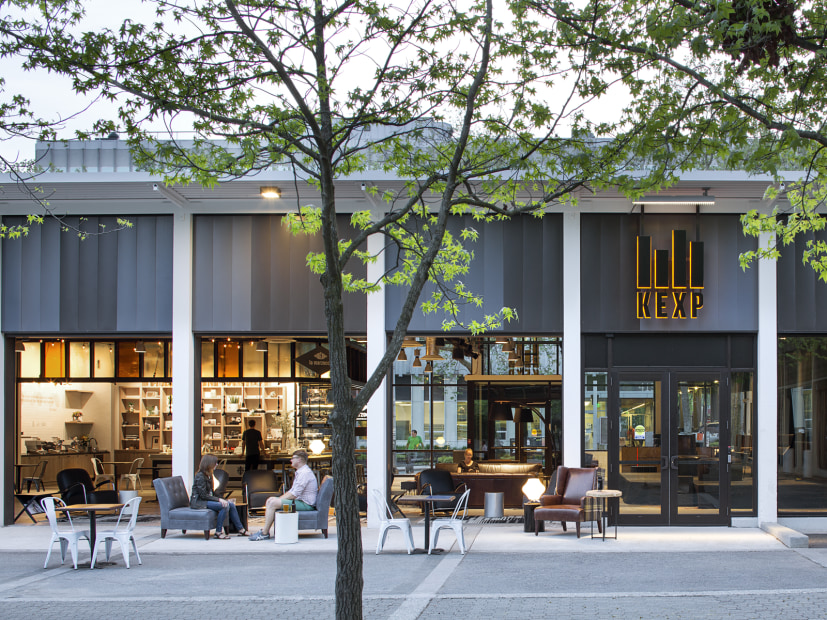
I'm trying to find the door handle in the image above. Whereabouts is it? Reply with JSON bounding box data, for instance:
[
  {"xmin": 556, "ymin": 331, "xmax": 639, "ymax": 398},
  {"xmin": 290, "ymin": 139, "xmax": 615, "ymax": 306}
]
[
  {"xmin": 670, "ymin": 455, "xmax": 679, "ymax": 470},
  {"xmin": 660, "ymin": 456, "xmax": 668, "ymax": 470}
]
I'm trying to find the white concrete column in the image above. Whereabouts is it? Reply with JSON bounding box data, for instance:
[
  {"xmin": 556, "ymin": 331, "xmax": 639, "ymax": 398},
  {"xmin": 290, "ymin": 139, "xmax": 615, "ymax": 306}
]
[
  {"xmin": 365, "ymin": 231, "xmax": 387, "ymax": 528},
  {"xmin": 562, "ymin": 210, "xmax": 581, "ymax": 467},
  {"xmin": 171, "ymin": 212, "xmax": 196, "ymax": 489},
  {"xmin": 756, "ymin": 230, "xmax": 778, "ymax": 523}
]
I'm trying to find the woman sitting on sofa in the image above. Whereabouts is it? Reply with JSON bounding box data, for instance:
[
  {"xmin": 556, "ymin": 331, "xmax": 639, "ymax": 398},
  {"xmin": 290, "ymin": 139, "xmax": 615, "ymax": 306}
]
[{"xmin": 457, "ymin": 448, "xmax": 480, "ymax": 473}]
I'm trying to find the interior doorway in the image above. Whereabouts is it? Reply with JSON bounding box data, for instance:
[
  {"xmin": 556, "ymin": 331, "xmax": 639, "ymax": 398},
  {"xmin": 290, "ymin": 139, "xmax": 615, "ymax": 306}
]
[{"xmin": 608, "ymin": 371, "xmax": 730, "ymax": 525}]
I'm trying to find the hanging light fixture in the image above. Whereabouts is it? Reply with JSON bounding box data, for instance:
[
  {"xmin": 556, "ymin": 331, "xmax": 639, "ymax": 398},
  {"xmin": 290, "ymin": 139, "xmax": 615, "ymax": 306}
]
[
  {"xmin": 502, "ymin": 339, "xmax": 515, "ymax": 353},
  {"xmin": 424, "ymin": 361, "xmax": 433, "ymax": 374},
  {"xmin": 397, "ymin": 348, "xmax": 407, "ymax": 361},
  {"xmin": 14, "ymin": 340, "xmax": 25, "ymax": 353},
  {"xmin": 421, "ymin": 337, "xmax": 444, "ymax": 362},
  {"xmin": 412, "ymin": 352, "xmax": 422, "ymax": 368},
  {"xmin": 490, "ymin": 401, "xmax": 513, "ymax": 421},
  {"xmin": 255, "ymin": 339, "xmax": 268, "ymax": 352},
  {"xmin": 134, "ymin": 341, "xmax": 147, "ymax": 354}
]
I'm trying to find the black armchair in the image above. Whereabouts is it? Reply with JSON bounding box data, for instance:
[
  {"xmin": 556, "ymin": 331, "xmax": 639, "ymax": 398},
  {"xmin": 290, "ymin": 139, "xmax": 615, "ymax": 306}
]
[
  {"xmin": 419, "ymin": 468, "xmax": 467, "ymax": 515},
  {"xmin": 242, "ymin": 469, "xmax": 281, "ymax": 515},
  {"xmin": 213, "ymin": 469, "xmax": 233, "ymax": 499},
  {"xmin": 56, "ymin": 468, "xmax": 119, "ymax": 505}
]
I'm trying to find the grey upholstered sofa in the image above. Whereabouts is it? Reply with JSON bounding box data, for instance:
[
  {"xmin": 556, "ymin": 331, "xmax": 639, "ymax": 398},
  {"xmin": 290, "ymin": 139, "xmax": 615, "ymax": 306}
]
[
  {"xmin": 153, "ymin": 475, "xmax": 218, "ymax": 540},
  {"xmin": 297, "ymin": 476, "xmax": 334, "ymax": 538}
]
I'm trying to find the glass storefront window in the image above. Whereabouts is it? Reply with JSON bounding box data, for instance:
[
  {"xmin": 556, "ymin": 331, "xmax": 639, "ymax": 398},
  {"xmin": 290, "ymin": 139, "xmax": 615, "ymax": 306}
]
[
  {"xmin": 93, "ymin": 342, "xmax": 115, "ymax": 377},
  {"xmin": 778, "ymin": 337, "xmax": 827, "ymax": 515},
  {"xmin": 242, "ymin": 341, "xmax": 264, "ymax": 377},
  {"xmin": 44, "ymin": 341, "xmax": 65, "ymax": 378},
  {"xmin": 731, "ymin": 372, "xmax": 755, "ymax": 514},
  {"xmin": 584, "ymin": 372, "xmax": 608, "ymax": 470},
  {"xmin": 201, "ymin": 341, "xmax": 215, "ymax": 377},
  {"xmin": 117, "ymin": 342, "xmax": 140, "ymax": 377},
  {"xmin": 216, "ymin": 341, "xmax": 240, "ymax": 378},
  {"xmin": 143, "ymin": 342, "xmax": 165, "ymax": 379},
  {"xmin": 18, "ymin": 342, "xmax": 40, "ymax": 378},
  {"xmin": 68, "ymin": 342, "xmax": 90, "ymax": 378},
  {"xmin": 268, "ymin": 343, "xmax": 291, "ymax": 377}
]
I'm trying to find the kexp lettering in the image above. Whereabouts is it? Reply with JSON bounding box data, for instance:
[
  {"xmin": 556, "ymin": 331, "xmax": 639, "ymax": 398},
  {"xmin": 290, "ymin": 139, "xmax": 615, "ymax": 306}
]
[{"xmin": 637, "ymin": 230, "xmax": 704, "ymax": 319}]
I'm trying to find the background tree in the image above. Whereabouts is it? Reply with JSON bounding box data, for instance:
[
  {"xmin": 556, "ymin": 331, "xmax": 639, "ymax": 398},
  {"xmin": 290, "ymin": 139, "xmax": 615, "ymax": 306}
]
[
  {"xmin": 2, "ymin": 0, "xmax": 646, "ymax": 616},
  {"xmin": 525, "ymin": 0, "xmax": 827, "ymax": 276}
]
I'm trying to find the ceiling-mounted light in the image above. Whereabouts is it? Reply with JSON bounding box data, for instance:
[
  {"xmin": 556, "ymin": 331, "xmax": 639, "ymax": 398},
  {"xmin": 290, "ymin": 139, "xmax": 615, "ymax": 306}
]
[
  {"xmin": 14, "ymin": 341, "xmax": 25, "ymax": 353},
  {"xmin": 502, "ymin": 339, "xmax": 515, "ymax": 353},
  {"xmin": 260, "ymin": 186, "xmax": 281, "ymax": 198},
  {"xmin": 631, "ymin": 195, "xmax": 716, "ymax": 207},
  {"xmin": 401, "ymin": 337, "xmax": 420, "ymax": 348},
  {"xmin": 134, "ymin": 341, "xmax": 147, "ymax": 354},
  {"xmin": 421, "ymin": 337, "xmax": 444, "ymax": 362},
  {"xmin": 255, "ymin": 340, "xmax": 268, "ymax": 352},
  {"xmin": 494, "ymin": 336, "xmax": 509, "ymax": 344}
]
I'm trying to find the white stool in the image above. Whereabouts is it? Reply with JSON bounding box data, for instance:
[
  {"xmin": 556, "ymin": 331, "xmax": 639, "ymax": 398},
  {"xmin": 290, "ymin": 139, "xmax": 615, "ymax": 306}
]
[{"xmin": 275, "ymin": 511, "xmax": 299, "ymax": 544}]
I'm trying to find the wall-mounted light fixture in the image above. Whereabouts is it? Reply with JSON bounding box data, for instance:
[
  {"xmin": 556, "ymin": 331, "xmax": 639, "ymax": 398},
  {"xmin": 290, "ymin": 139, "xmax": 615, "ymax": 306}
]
[{"xmin": 260, "ymin": 186, "xmax": 281, "ymax": 198}]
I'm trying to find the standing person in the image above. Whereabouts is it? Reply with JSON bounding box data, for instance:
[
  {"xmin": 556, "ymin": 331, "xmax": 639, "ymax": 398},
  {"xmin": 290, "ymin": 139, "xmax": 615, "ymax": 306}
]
[
  {"xmin": 191, "ymin": 454, "xmax": 247, "ymax": 539},
  {"xmin": 242, "ymin": 419, "xmax": 264, "ymax": 471},
  {"xmin": 249, "ymin": 449, "xmax": 318, "ymax": 541},
  {"xmin": 406, "ymin": 429, "xmax": 423, "ymax": 473}
]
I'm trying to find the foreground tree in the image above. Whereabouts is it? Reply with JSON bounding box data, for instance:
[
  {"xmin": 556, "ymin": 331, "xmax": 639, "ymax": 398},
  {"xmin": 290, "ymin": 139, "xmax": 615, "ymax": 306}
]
[
  {"xmin": 526, "ymin": 0, "xmax": 827, "ymax": 276},
  {"xmin": 2, "ymin": 0, "xmax": 645, "ymax": 616}
]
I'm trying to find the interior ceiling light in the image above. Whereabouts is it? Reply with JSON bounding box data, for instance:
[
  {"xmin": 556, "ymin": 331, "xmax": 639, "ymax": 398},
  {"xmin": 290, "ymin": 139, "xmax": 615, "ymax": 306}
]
[
  {"xmin": 421, "ymin": 337, "xmax": 444, "ymax": 362},
  {"xmin": 255, "ymin": 340, "xmax": 268, "ymax": 352},
  {"xmin": 502, "ymin": 339, "xmax": 515, "ymax": 353},
  {"xmin": 424, "ymin": 361, "xmax": 433, "ymax": 374},
  {"xmin": 15, "ymin": 341, "xmax": 25, "ymax": 353},
  {"xmin": 397, "ymin": 348, "xmax": 407, "ymax": 362},
  {"xmin": 134, "ymin": 341, "xmax": 147, "ymax": 354},
  {"xmin": 260, "ymin": 186, "xmax": 281, "ymax": 198},
  {"xmin": 412, "ymin": 353, "xmax": 422, "ymax": 368},
  {"xmin": 631, "ymin": 195, "xmax": 716, "ymax": 207},
  {"xmin": 401, "ymin": 337, "xmax": 420, "ymax": 348}
]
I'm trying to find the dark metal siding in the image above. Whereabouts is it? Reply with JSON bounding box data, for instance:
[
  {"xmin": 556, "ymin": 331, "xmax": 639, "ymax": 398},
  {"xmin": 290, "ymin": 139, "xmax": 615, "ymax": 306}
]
[
  {"xmin": 385, "ymin": 215, "xmax": 564, "ymax": 333},
  {"xmin": 777, "ymin": 228, "xmax": 827, "ymax": 332},
  {"xmin": 192, "ymin": 214, "xmax": 367, "ymax": 333},
  {"xmin": 2, "ymin": 216, "xmax": 173, "ymax": 334},
  {"xmin": 581, "ymin": 214, "xmax": 758, "ymax": 332}
]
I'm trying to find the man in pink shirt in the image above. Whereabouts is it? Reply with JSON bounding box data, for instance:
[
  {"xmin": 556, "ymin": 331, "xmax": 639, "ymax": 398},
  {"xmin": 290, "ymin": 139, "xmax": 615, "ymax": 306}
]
[{"xmin": 250, "ymin": 449, "xmax": 319, "ymax": 541}]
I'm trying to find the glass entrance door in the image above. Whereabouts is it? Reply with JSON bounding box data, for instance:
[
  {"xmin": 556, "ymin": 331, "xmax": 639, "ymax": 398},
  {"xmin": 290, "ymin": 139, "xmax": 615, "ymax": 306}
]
[{"xmin": 610, "ymin": 372, "xmax": 729, "ymax": 525}]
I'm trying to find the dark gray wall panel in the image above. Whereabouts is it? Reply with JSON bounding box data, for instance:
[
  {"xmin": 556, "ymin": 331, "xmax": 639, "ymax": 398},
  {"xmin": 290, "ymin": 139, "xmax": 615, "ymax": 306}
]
[
  {"xmin": 581, "ymin": 214, "xmax": 758, "ymax": 332},
  {"xmin": 193, "ymin": 215, "xmax": 366, "ymax": 333},
  {"xmin": 778, "ymin": 228, "xmax": 827, "ymax": 332},
  {"xmin": 385, "ymin": 215, "xmax": 564, "ymax": 333},
  {"xmin": 2, "ymin": 216, "xmax": 173, "ymax": 333}
]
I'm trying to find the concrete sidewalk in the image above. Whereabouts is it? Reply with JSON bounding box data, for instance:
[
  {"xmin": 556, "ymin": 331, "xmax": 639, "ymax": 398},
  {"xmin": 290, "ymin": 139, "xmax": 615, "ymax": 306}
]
[{"xmin": 1, "ymin": 518, "xmax": 826, "ymax": 619}]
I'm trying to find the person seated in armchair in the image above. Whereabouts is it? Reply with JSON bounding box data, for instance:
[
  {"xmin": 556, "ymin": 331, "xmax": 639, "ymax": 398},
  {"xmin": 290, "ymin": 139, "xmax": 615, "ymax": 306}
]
[
  {"xmin": 191, "ymin": 454, "xmax": 247, "ymax": 539},
  {"xmin": 457, "ymin": 448, "xmax": 480, "ymax": 473},
  {"xmin": 249, "ymin": 449, "xmax": 318, "ymax": 541}
]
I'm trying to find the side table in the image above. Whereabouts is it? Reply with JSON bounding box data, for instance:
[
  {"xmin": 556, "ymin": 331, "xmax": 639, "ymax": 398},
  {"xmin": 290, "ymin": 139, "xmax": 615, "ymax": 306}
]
[
  {"xmin": 275, "ymin": 510, "xmax": 299, "ymax": 544},
  {"xmin": 523, "ymin": 502, "xmax": 544, "ymax": 533},
  {"xmin": 585, "ymin": 489, "xmax": 622, "ymax": 541}
]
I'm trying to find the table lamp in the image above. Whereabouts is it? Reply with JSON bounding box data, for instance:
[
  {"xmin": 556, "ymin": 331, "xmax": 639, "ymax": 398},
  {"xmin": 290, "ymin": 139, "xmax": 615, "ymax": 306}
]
[{"xmin": 522, "ymin": 477, "xmax": 545, "ymax": 503}]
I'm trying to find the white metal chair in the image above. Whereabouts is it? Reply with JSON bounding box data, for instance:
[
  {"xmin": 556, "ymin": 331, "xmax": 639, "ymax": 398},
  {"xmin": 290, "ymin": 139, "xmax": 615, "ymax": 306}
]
[
  {"xmin": 429, "ymin": 488, "xmax": 471, "ymax": 554},
  {"xmin": 119, "ymin": 457, "xmax": 144, "ymax": 491},
  {"xmin": 41, "ymin": 496, "xmax": 90, "ymax": 570},
  {"xmin": 372, "ymin": 489, "xmax": 415, "ymax": 555},
  {"xmin": 91, "ymin": 496, "xmax": 143, "ymax": 569},
  {"xmin": 91, "ymin": 457, "xmax": 116, "ymax": 488}
]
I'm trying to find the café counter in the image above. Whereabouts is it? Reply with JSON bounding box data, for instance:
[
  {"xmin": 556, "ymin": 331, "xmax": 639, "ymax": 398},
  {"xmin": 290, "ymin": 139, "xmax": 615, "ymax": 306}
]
[{"xmin": 19, "ymin": 451, "xmax": 108, "ymax": 487}]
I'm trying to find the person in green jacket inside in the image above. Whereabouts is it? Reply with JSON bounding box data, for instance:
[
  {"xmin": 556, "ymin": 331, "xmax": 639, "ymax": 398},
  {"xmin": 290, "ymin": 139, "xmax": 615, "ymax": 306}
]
[{"xmin": 405, "ymin": 429, "xmax": 423, "ymax": 473}]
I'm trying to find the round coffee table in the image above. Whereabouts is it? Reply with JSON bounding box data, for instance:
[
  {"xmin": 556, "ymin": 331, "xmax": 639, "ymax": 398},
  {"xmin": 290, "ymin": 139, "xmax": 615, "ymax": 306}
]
[{"xmin": 585, "ymin": 489, "xmax": 622, "ymax": 541}]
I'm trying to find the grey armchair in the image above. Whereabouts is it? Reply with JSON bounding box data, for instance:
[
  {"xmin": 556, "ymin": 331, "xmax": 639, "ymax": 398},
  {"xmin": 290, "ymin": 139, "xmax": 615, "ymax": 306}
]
[
  {"xmin": 153, "ymin": 476, "xmax": 218, "ymax": 540},
  {"xmin": 297, "ymin": 477, "xmax": 334, "ymax": 538}
]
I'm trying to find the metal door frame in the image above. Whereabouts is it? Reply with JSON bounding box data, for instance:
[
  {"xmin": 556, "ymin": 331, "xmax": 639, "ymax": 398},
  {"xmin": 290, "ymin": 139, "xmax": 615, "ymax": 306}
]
[{"xmin": 608, "ymin": 369, "xmax": 730, "ymax": 526}]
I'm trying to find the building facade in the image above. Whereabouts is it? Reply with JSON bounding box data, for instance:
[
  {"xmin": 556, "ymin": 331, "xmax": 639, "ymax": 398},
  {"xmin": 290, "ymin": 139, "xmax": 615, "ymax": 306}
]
[{"xmin": 1, "ymin": 139, "xmax": 825, "ymax": 531}]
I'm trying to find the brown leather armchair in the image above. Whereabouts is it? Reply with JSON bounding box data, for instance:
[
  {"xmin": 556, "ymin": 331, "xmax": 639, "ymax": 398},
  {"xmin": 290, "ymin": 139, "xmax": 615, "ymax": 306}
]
[{"xmin": 533, "ymin": 466, "xmax": 601, "ymax": 538}]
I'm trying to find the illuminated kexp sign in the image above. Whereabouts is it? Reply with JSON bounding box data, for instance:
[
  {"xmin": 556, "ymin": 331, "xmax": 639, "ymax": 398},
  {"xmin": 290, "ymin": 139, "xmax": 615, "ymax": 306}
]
[{"xmin": 637, "ymin": 230, "xmax": 704, "ymax": 319}]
